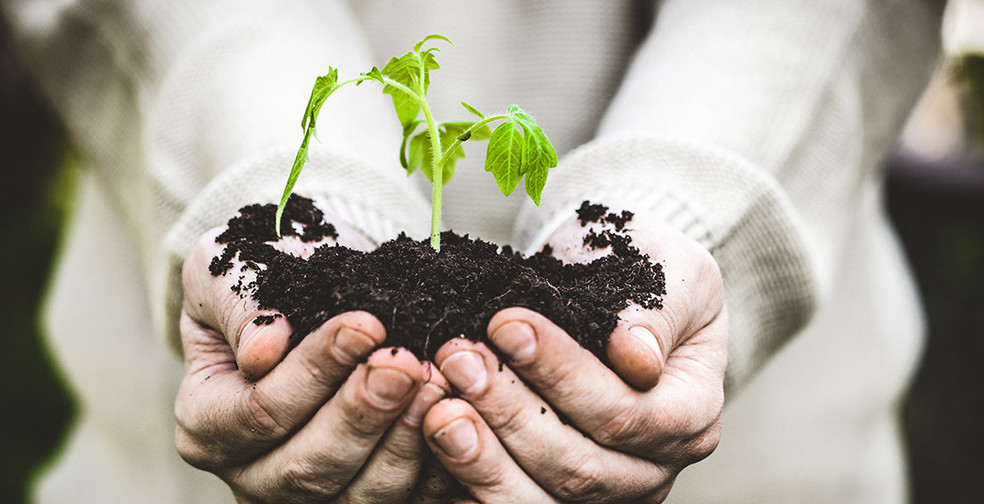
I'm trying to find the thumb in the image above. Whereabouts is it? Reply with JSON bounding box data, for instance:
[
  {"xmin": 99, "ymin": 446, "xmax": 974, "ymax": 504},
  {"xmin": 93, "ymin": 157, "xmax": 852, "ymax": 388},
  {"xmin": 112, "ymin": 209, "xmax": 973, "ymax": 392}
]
[
  {"xmin": 235, "ymin": 312, "xmax": 292, "ymax": 380},
  {"xmin": 182, "ymin": 227, "xmax": 291, "ymax": 380},
  {"xmin": 606, "ymin": 305, "xmax": 668, "ymax": 390}
]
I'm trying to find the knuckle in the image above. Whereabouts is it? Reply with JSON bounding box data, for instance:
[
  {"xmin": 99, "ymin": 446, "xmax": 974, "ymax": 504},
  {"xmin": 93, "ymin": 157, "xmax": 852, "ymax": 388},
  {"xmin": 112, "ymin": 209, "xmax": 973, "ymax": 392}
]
[
  {"xmin": 174, "ymin": 427, "xmax": 216, "ymax": 471},
  {"xmin": 281, "ymin": 457, "xmax": 342, "ymax": 500},
  {"xmin": 239, "ymin": 386, "xmax": 290, "ymax": 440},
  {"xmin": 533, "ymin": 353, "xmax": 581, "ymax": 391},
  {"xmin": 482, "ymin": 398, "xmax": 526, "ymax": 435},
  {"xmin": 687, "ymin": 420, "xmax": 723, "ymax": 463},
  {"xmin": 552, "ymin": 453, "xmax": 608, "ymax": 502},
  {"xmin": 376, "ymin": 431, "xmax": 423, "ymax": 464},
  {"xmin": 468, "ymin": 461, "xmax": 509, "ymax": 490},
  {"xmin": 338, "ymin": 401, "xmax": 388, "ymax": 439},
  {"xmin": 593, "ymin": 399, "xmax": 643, "ymax": 447}
]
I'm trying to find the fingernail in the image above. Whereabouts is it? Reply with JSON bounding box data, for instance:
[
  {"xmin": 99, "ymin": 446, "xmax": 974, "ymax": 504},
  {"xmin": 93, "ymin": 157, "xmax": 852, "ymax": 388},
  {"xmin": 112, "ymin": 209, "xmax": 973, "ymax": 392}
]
[
  {"xmin": 238, "ymin": 318, "xmax": 267, "ymax": 352},
  {"xmin": 629, "ymin": 325, "xmax": 663, "ymax": 362},
  {"xmin": 366, "ymin": 366, "xmax": 415, "ymax": 407},
  {"xmin": 334, "ymin": 327, "xmax": 376, "ymax": 364},
  {"xmin": 440, "ymin": 351, "xmax": 488, "ymax": 396},
  {"xmin": 402, "ymin": 383, "xmax": 447, "ymax": 427},
  {"xmin": 433, "ymin": 418, "xmax": 478, "ymax": 459},
  {"xmin": 491, "ymin": 322, "xmax": 537, "ymax": 363}
]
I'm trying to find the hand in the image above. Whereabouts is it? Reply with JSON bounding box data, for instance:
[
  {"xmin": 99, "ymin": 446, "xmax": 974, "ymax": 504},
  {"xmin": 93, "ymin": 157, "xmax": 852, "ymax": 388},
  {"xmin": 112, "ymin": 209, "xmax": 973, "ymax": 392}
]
[
  {"xmin": 422, "ymin": 212, "xmax": 728, "ymax": 503},
  {"xmin": 174, "ymin": 223, "xmax": 450, "ymax": 503}
]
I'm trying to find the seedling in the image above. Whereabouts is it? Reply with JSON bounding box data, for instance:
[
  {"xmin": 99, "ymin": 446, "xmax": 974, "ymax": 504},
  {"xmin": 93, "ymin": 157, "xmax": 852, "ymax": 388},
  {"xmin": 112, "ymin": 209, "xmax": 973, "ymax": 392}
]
[{"xmin": 276, "ymin": 34, "xmax": 557, "ymax": 251}]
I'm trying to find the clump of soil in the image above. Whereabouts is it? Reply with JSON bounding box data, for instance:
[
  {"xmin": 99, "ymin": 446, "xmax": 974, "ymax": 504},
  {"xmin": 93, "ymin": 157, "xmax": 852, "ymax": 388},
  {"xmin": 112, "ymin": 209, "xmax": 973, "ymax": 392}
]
[{"xmin": 211, "ymin": 196, "xmax": 665, "ymax": 363}]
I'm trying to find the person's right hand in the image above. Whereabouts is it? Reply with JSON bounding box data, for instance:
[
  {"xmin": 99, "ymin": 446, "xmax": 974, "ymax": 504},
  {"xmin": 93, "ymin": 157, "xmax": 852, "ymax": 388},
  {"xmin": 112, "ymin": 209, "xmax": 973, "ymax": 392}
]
[{"xmin": 174, "ymin": 223, "xmax": 450, "ymax": 503}]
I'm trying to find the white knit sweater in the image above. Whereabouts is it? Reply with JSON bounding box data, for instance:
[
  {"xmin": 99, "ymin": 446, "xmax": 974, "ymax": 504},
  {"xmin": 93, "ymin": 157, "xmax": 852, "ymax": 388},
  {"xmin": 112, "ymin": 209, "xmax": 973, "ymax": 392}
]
[{"xmin": 5, "ymin": 0, "xmax": 942, "ymax": 502}]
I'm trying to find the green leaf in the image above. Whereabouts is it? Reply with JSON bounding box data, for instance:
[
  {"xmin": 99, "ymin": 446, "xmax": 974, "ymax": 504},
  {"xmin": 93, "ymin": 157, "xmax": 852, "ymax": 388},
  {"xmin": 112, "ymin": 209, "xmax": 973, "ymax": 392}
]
[
  {"xmin": 278, "ymin": 67, "xmax": 341, "ymax": 235},
  {"xmin": 359, "ymin": 66, "xmax": 384, "ymax": 85},
  {"xmin": 507, "ymin": 106, "xmax": 556, "ymax": 204},
  {"xmin": 380, "ymin": 54, "xmax": 424, "ymax": 127},
  {"xmin": 485, "ymin": 122, "xmax": 523, "ymax": 196},
  {"xmin": 509, "ymin": 107, "xmax": 557, "ymax": 164},
  {"xmin": 524, "ymin": 164, "xmax": 548, "ymax": 205},
  {"xmin": 434, "ymin": 123, "xmax": 469, "ymax": 182},
  {"xmin": 407, "ymin": 130, "xmax": 430, "ymax": 177},
  {"xmin": 409, "ymin": 123, "xmax": 475, "ymax": 185},
  {"xmin": 460, "ymin": 101, "xmax": 485, "ymax": 119},
  {"xmin": 301, "ymin": 67, "xmax": 339, "ymax": 130},
  {"xmin": 380, "ymin": 44, "xmax": 440, "ymax": 127}
]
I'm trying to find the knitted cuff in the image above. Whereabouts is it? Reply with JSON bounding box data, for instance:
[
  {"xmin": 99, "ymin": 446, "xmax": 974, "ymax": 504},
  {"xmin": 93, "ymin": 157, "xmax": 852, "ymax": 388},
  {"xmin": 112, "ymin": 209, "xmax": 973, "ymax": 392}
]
[
  {"xmin": 154, "ymin": 146, "xmax": 429, "ymax": 353},
  {"xmin": 515, "ymin": 134, "xmax": 819, "ymax": 393}
]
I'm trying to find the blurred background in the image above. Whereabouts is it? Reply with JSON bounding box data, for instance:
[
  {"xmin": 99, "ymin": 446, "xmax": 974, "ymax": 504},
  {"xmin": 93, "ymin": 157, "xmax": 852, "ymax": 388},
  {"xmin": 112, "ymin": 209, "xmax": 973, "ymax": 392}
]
[{"xmin": 1, "ymin": 2, "xmax": 982, "ymax": 503}]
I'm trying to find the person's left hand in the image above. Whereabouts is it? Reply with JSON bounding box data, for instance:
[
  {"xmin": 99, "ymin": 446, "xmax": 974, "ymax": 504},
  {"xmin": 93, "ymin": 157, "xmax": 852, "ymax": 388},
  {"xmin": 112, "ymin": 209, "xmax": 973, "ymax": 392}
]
[{"xmin": 421, "ymin": 212, "xmax": 729, "ymax": 503}]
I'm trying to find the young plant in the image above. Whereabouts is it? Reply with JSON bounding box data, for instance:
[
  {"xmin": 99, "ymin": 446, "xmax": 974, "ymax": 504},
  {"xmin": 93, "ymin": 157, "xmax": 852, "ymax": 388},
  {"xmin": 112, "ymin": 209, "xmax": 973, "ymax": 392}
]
[{"xmin": 276, "ymin": 34, "xmax": 557, "ymax": 251}]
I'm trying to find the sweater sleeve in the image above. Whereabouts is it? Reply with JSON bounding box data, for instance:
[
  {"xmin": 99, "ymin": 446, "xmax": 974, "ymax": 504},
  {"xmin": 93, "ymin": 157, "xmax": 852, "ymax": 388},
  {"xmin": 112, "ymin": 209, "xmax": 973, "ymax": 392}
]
[
  {"xmin": 514, "ymin": 0, "xmax": 943, "ymax": 392},
  {"xmin": 2, "ymin": 0, "xmax": 430, "ymax": 352}
]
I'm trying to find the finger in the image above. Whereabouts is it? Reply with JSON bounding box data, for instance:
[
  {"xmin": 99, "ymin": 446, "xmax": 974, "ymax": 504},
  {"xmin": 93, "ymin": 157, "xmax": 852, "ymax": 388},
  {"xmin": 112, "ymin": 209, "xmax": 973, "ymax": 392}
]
[
  {"xmin": 486, "ymin": 308, "xmax": 638, "ymax": 438},
  {"xmin": 337, "ymin": 361, "xmax": 451, "ymax": 503},
  {"xmin": 488, "ymin": 307, "xmax": 724, "ymax": 462},
  {"xmin": 182, "ymin": 228, "xmax": 292, "ymax": 378},
  {"xmin": 435, "ymin": 338, "xmax": 670, "ymax": 502},
  {"xmin": 423, "ymin": 398, "xmax": 558, "ymax": 504},
  {"xmin": 605, "ymin": 304, "xmax": 668, "ymax": 390},
  {"xmin": 230, "ymin": 347, "xmax": 423, "ymax": 502},
  {"xmin": 175, "ymin": 311, "xmax": 385, "ymax": 468},
  {"xmin": 545, "ymin": 213, "xmax": 724, "ymax": 391}
]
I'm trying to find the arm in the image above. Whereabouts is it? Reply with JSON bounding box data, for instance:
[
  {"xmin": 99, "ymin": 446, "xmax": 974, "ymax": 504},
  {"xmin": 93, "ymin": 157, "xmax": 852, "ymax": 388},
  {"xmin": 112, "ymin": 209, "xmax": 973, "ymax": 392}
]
[
  {"xmin": 430, "ymin": 0, "xmax": 943, "ymax": 500},
  {"xmin": 515, "ymin": 0, "xmax": 943, "ymax": 392},
  {"xmin": 3, "ymin": 0, "xmax": 441, "ymax": 500}
]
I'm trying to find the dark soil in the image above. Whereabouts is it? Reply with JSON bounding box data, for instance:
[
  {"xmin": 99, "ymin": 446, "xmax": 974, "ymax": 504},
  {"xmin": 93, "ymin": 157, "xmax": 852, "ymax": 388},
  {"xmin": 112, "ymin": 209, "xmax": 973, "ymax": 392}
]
[{"xmin": 211, "ymin": 196, "xmax": 665, "ymax": 363}]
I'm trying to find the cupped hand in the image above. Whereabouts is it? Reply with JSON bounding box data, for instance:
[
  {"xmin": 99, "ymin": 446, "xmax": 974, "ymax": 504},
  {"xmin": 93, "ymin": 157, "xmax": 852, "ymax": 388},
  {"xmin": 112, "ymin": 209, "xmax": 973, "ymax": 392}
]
[
  {"xmin": 175, "ymin": 223, "xmax": 450, "ymax": 503},
  {"xmin": 423, "ymin": 212, "xmax": 729, "ymax": 503}
]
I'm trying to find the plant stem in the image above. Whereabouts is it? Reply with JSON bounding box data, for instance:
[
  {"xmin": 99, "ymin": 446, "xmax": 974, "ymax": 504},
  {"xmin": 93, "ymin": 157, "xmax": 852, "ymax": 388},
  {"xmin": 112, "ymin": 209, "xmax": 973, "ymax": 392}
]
[
  {"xmin": 434, "ymin": 114, "xmax": 508, "ymax": 170},
  {"xmin": 420, "ymin": 99, "xmax": 443, "ymax": 251},
  {"xmin": 348, "ymin": 75, "xmax": 445, "ymax": 249}
]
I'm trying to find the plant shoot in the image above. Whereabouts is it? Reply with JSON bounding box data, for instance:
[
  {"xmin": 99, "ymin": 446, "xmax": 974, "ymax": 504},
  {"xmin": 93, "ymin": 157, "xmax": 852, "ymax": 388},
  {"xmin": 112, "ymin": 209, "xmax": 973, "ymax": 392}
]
[{"xmin": 276, "ymin": 35, "xmax": 557, "ymax": 250}]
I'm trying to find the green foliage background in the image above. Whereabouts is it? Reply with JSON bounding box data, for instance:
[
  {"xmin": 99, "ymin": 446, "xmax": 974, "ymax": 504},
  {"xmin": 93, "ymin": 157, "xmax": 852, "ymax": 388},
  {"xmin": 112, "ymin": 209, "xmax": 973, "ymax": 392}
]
[{"xmin": 0, "ymin": 27, "xmax": 75, "ymax": 503}]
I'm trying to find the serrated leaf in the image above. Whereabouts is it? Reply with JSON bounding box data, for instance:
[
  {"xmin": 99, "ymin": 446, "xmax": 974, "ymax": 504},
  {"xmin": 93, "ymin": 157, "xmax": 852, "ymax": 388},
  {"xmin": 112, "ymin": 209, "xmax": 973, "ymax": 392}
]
[
  {"xmin": 461, "ymin": 101, "xmax": 485, "ymax": 119},
  {"xmin": 381, "ymin": 47, "xmax": 440, "ymax": 127},
  {"xmin": 509, "ymin": 107, "xmax": 557, "ymax": 165},
  {"xmin": 380, "ymin": 54, "xmax": 423, "ymax": 127},
  {"xmin": 509, "ymin": 106, "xmax": 556, "ymax": 205},
  {"xmin": 485, "ymin": 122, "xmax": 523, "ymax": 196}
]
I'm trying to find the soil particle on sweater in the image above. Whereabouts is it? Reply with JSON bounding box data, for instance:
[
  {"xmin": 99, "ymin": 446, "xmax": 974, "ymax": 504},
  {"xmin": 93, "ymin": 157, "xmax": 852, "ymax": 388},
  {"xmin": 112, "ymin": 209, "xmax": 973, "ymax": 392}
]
[{"xmin": 210, "ymin": 195, "xmax": 665, "ymax": 363}]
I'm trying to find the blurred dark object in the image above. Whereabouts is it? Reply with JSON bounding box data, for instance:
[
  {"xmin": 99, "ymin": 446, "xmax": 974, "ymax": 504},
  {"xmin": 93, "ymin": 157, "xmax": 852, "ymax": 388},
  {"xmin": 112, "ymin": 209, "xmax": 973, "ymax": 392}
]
[
  {"xmin": 889, "ymin": 148, "xmax": 984, "ymax": 504},
  {"xmin": 0, "ymin": 16, "xmax": 76, "ymax": 504},
  {"xmin": 953, "ymin": 53, "xmax": 984, "ymax": 156}
]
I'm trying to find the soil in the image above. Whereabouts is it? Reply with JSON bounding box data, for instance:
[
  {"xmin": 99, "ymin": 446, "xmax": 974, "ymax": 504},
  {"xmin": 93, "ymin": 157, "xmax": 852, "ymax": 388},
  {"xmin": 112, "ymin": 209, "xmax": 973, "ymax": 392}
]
[{"xmin": 210, "ymin": 196, "xmax": 665, "ymax": 364}]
